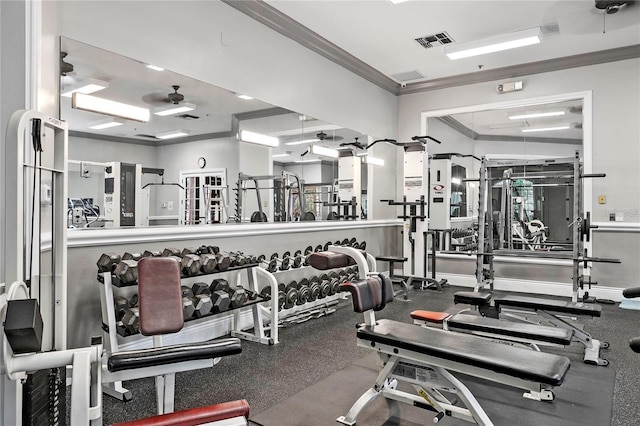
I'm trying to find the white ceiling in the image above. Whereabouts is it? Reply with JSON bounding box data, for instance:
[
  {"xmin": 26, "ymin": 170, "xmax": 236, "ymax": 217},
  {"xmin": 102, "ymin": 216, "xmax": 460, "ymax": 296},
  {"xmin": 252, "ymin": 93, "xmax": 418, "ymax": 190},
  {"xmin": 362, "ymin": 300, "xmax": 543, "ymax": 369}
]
[
  {"xmin": 61, "ymin": 1, "xmax": 639, "ymax": 162},
  {"xmin": 264, "ymin": 0, "xmax": 640, "ymax": 84}
]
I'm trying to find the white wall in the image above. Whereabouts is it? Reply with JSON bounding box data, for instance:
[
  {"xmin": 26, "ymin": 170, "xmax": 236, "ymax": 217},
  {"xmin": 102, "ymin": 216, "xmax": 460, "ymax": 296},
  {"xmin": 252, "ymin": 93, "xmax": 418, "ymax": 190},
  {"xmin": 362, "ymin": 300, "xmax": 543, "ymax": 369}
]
[
  {"xmin": 399, "ymin": 59, "xmax": 640, "ymax": 223},
  {"xmin": 58, "ymin": 1, "xmax": 396, "ymax": 140}
]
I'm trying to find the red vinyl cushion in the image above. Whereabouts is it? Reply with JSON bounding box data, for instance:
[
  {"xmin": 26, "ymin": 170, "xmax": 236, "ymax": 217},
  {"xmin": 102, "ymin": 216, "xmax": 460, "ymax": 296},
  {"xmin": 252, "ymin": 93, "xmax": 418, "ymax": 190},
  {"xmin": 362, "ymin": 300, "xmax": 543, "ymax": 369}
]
[
  {"xmin": 138, "ymin": 257, "xmax": 184, "ymax": 336},
  {"xmin": 112, "ymin": 399, "xmax": 250, "ymax": 426}
]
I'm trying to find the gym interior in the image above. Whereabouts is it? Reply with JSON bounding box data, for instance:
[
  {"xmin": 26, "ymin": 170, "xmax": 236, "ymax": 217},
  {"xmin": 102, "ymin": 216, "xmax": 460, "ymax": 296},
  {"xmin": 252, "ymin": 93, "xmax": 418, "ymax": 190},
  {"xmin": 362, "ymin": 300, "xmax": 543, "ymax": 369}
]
[{"xmin": 1, "ymin": 1, "xmax": 639, "ymax": 425}]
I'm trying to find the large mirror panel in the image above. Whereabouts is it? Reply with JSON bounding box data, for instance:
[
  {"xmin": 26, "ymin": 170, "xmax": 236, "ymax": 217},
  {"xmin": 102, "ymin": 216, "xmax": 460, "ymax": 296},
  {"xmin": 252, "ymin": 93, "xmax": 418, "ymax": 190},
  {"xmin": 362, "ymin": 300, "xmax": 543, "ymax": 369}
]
[{"xmin": 60, "ymin": 38, "xmax": 369, "ymax": 227}]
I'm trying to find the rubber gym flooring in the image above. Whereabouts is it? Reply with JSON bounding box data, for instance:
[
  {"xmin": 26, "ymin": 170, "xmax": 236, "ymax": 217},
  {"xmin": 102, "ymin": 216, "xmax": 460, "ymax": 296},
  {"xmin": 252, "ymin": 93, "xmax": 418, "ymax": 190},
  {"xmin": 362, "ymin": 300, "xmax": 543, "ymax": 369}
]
[{"xmin": 99, "ymin": 285, "xmax": 640, "ymax": 426}]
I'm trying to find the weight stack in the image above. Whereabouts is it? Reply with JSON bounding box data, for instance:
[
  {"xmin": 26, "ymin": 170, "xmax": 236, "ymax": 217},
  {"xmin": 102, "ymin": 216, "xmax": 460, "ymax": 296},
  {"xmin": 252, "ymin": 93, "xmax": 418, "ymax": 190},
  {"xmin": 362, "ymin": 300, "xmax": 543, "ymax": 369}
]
[{"xmin": 22, "ymin": 367, "xmax": 66, "ymax": 425}]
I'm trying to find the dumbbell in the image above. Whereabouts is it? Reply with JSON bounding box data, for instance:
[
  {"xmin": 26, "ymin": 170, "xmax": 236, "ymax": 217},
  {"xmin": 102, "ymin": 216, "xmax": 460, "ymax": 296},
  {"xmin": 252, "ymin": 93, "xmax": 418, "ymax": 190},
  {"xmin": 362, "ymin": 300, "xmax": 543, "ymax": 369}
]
[
  {"xmin": 191, "ymin": 282, "xmax": 213, "ymax": 317},
  {"xmin": 161, "ymin": 248, "xmax": 181, "ymax": 257},
  {"xmin": 296, "ymin": 280, "xmax": 310, "ymax": 305},
  {"xmin": 318, "ymin": 279, "xmax": 331, "ymax": 299},
  {"xmin": 229, "ymin": 252, "xmax": 249, "ymax": 267},
  {"xmin": 292, "ymin": 250, "xmax": 305, "ymax": 268},
  {"xmin": 115, "ymin": 321, "xmax": 129, "ymax": 337},
  {"xmin": 260, "ymin": 286, "xmax": 285, "ymax": 311},
  {"xmin": 210, "ymin": 290, "xmax": 231, "ymax": 314},
  {"xmin": 121, "ymin": 307, "xmax": 140, "ymax": 334},
  {"xmin": 114, "ymin": 260, "xmax": 138, "ymax": 285},
  {"xmin": 182, "ymin": 297, "xmax": 196, "ymax": 320},
  {"xmin": 113, "ymin": 296, "xmax": 130, "ymax": 321},
  {"xmin": 199, "ymin": 253, "xmax": 218, "ymax": 273},
  {"xmin": 329, "ymin": 278, "xmax": 340, "ymax": 295},
  {"xmin": 181, "ymin": 254, "xmax": 202, "ymax": 277},
  {"xmin": 229, "ymin": 287, "xmax": 248, "ymax": 308},
  {"xmin": 142, "ymin": 250, "xmax": 161, "ymax": 258},
  {"xmin": 180, "ymin": 247, "xmax": 197, "ymax": 258},
  {"xmin": 282, "ymin": 282, "xmax": 298, "ymax": 309},
  {"xmin": 314, "ymin": 244, "xmax": 323, "ymax": 252},
  {"xmin": 122, "ymin": 252, "xmax": 142, "ymax": 261},
  {"xmin": 214, "ymin": 252, "xmax": 231, "ymax": 271},
  {"xmin": 97, "ymin": 253, "xmax": 121, "ymax": 273}
]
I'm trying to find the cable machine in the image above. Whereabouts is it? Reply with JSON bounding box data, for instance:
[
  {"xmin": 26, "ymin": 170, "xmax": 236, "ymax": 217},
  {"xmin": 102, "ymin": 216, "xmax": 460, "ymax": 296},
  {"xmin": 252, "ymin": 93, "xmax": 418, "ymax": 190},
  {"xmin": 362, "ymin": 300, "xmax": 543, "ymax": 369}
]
[{"xmin": 374, "ymin": 136, "xmax": 448, "ymax": 290}]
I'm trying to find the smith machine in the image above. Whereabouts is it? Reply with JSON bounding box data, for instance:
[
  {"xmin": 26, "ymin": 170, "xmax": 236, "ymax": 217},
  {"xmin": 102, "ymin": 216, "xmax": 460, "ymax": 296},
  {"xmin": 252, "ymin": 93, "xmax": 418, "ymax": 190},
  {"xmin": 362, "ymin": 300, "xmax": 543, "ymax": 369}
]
[{"xmin": 474, "ymin": 152, "xmax": 620, "ymax": 303}]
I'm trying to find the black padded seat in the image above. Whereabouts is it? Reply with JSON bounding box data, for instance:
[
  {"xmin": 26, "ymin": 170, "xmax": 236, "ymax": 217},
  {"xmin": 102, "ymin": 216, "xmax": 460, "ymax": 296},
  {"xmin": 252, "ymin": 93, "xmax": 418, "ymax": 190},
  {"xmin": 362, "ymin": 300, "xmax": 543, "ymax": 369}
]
[
  {"xmin": 494, "ymin": 295, "xmax": 602, "ymax": 317},
  {"xmin": 108, "ymin": 338, "xmax": 242, "ymax": 372},
  {"xmin": 448, "ymin": 313, "xmax": 574, "ymax": 346},
  {"xmin": 357, "ymin": 319, "xmax": 570, "ymax": 386},
  {"xmin": 375, "ymin": 256, "xmax": 407, "ymax": 263},
  {"xmin": 454, "ymin": 291, "xmax": 492, "ymax": 306}
]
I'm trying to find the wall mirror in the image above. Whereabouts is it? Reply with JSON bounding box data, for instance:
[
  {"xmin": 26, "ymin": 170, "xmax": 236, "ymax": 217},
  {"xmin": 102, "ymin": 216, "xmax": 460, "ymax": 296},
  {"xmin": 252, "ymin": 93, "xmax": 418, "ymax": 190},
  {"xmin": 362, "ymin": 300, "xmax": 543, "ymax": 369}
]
[
  {"xmin": 60, "ymin": 38, "xmax": 369, "ymax": 228},
  {"xmin": 422, "ymin": 92, "xmax": 590, "ymax": 256}
]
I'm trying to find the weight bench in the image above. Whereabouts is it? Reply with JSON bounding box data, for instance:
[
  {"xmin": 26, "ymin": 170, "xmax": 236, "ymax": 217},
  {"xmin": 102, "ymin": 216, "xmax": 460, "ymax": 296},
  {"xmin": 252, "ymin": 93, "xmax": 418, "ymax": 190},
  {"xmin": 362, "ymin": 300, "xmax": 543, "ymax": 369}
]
[
  {"xmin": 453, "ymin": 291, "xmax": 608, "ymax": 366},
  {"xmin": 103, "ymin": 257, "xmax": 243, "ymax": 416},
  {"xmin": 310, "ymin": 248, "xmax": 571, "ymax": 426},
  {"xmin": 410, "ymin": 310, "xmax": 574, "ymax": 349},
  {"xmin": 113, "ymin": 400, "xmax": 250, "ymax": 426}
]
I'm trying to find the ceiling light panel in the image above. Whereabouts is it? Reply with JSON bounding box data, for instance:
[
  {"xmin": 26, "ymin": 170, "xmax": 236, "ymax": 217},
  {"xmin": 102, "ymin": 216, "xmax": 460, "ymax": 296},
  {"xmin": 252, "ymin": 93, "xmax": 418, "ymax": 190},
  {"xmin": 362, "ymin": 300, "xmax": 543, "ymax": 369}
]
[
  {"xmin": 88, "ymin": 118, "xmax": 124, "ymax": 129},
  {"xmin": 61, "ymin": 78, "xmax": 109, "ymax": 98},
  {"xmin": 72, "ymin": 93, "xmax": 150, "ymax": 122},
  {"xmin": 521, "ymin": 125, "xmax": 570, "ymax": 133},
  {"xmin": 153, "ymin": 102, "xmax": 196, "ymax": 116},
  {"xmin": 146, "ymin": 64, "xmax": 165, "ymax": 71},
  {"xmin": 508, "ymin": 110, "xmax": 565, "ymax": 120},
  {"xmin": 156, "ymin": 129, "xmax": 190, "ymax": 139},
  {"xmin": 284, "ymin": 138, "xmax": 320, "ymax": 146},
  {"xmin": 445, "ymin": 27, "xmax": 542, "ymax": 60},
  {"xmin": 239, "ymin": 130, "xmax": 279, "ymax": 147}
]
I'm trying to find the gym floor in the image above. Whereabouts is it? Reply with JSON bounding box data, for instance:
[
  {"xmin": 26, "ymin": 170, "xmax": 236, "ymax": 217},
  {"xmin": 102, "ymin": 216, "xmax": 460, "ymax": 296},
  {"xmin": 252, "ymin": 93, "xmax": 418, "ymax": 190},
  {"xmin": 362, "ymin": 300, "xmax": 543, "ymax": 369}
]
[{"xmin": 99, "ymin": 284, "xmax": 640, "ymax": 426}]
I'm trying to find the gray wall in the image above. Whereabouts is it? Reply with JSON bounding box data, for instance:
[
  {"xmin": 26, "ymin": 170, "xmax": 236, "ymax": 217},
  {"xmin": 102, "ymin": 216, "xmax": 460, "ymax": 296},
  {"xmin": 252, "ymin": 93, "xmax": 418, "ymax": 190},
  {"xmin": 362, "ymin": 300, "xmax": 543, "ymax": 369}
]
[{"xmin": 399, "ymin": 59, "xmax": 640, "ymax": 289}]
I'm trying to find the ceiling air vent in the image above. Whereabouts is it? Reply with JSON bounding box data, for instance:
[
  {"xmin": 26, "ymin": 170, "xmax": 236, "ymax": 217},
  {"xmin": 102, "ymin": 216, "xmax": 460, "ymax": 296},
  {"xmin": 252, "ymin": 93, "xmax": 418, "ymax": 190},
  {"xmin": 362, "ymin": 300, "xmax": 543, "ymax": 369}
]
[{"xmin": 415, "ymin": 31, "xmax": 454, "ymax": 49}]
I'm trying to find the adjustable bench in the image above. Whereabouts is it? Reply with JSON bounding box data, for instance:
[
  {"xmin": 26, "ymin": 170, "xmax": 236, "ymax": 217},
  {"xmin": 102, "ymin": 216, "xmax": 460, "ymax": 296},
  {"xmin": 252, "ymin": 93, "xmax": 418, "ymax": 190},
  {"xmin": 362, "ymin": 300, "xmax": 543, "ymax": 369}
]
[
  {"xmin": 410, "ymin": 310, "xmax": 574, "ymax": 348},
  {"xmin": 311, "ymin": 247, "xmax": 571, "ymax": 426},
  {"xmin": 453, "ymin": 291, "xmax": 608, "ymax": 366}
]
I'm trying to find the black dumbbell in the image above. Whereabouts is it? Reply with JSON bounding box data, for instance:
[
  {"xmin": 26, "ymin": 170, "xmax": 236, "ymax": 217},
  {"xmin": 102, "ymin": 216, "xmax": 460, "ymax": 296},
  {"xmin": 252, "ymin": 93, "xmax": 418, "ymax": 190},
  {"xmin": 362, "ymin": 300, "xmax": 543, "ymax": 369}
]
[
  {"xmin": 303, "ymin": 246, "xmax": 314, "ymax": 266},
  {"xmin": 229, "ymin": 287, "xmax": 248, "ymax": 308},
  {"xmin": 323, "ymin": 242, "xmax": 331, "ymax": 251},
  {"xmin": 314, "ymin": 244, "xmax": 323, "ymax": 252},
  {"xmin": 192, "ymin": 282, "xmax": 211, "ymax": 296},
  {"xmin": 260, "ymin": 286, "xmax": 285, "ymax": 311},
  {"xmin": 193, "ymin": 294, "xmax": 213, "ymax": 318},
  {"xmin": 296, "ymin": 281, "xmax": 310, "ymax": 305},
  {"xmin": 113, "ymin": 296, "xmax": 130, "ymax": 321},
  {"xmin": 161, "ymin": 247, "xmax": 181, "ymax": 257},
  {"xmin": 215, "ymin": 252, "xmax": 231, "ymax": 271},
  {"xmin": 329, "ymin": 278, "xmax": 340, "ymax": 295},
  {"xmin": 283, "ymin": 282, "xmax": 298, "ymax": 309},
  {"xmin": 318, "ymin": 279, "xmax": 331, "ymax": 299},
  {"xmin": 121, "ymin": 307, "xmax": 140, "ymax": 334},
  {"xmin": 142, "ymin": 250, "xmax": 161, "ymax": 258},
  {"xmin": 359, "ymin": 241, "xmax": 366, "ymax": 250},
  {"xmin": 182, "ymin": 297, "xmax": 196, "ymax": 320},
  {"xmin": 180, "ymin": 247, "xmax": 197, "ymax": 258},
  {"xmin": 122, "ymin": 252, "xmax": 142, "ymax": 261},
  {"xmin": 97, "ymin": 253, "xmax": 121, "ymax": 273},
  {"xmin": 292, "ymin": 250, "xmax": 305, "ymax": 268},
  {"xmin": 181, "ymin": 285, "xmax": 194, "ymax": 299},
  {"xmin": 181, "ymin": 254, "xmax": 202, "ymax": 277},
  {"xmin": 128, "ymin": 293, "xmax": 139, "ymax": 308},
  {"xmin": 199, "ymin": 253, "xmax": 218, "ymax": 273},
  {"xmin": 211, "ymin": 290, "xmax": 231, "ymax": 314},
  {"xmin": 307, "ymin": 280, "xmax": 320, "ymax": 302},
  {"xmin": 115, "ymin": 321, "xmax": 129, "ymax": 337},
  {"xmin": 210, "ymin": 278, "xmax": 230, "ymax": 292},
  {"xmin": 114, "ymin": 260, "xmax": 138, "ymax": 284}
]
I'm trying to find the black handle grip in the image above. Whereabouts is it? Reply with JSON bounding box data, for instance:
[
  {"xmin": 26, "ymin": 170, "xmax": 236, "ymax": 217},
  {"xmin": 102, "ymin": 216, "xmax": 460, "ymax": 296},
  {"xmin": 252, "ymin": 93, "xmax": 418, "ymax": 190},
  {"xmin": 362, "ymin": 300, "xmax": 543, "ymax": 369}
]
[
  {"xmin": 623, "ymin": 287, "xmax": 640, "ymax": 299},
  {"xmin": 630, "ymin": 336, "xmax": 640, "ymax": 353}
]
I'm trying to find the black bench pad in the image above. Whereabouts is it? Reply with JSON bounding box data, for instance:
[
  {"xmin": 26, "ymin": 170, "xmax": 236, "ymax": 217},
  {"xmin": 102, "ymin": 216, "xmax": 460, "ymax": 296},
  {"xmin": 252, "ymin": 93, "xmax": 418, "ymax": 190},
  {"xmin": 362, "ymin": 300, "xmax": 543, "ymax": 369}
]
[
  {"xmin": 375, "ymin": 255, "xmax": 407, "ymax": 263},
  {"xmin": 448, "ymin": 313, "xmax": 574, "ymax": 346},
  {"xmin": 357, "ymin": 319, "xmax": 570, "ymax": 386},
  {"xmin": 494, "ymin": 295, "xmax": 601, "ymax": 317},
  {"xmin": 454, "ymin": 291, "xmax": 492, "ymax": 306},
  {"xmin": 108, "ymin": 338, "xmax": 242, "ymax": 372}
]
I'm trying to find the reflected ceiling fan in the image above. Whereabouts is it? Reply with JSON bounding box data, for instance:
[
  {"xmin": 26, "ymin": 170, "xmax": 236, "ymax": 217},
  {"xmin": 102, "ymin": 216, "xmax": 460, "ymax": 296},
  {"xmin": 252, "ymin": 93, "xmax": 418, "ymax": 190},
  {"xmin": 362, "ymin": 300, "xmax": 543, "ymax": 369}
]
[
  {"xmin": 316, "ymin": 131, "xmax": 343, "ymax": 142},
  {"xmin": 339, "ymin": 137, "xmax": 366, "ymax": 150},
  {"xmin": 142, "ymin": 85, "xmax": 188, "ymax": 105}
]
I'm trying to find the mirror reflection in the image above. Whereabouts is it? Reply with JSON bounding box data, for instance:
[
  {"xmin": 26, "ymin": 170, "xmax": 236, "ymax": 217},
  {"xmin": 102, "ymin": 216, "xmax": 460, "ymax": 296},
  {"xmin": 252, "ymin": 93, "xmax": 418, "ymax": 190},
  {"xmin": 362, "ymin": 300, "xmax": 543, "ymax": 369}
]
[
  {"xmin": 60, "ymin": 38, "xmax": 368, "ymax": 227},
  {"xmin": 426, "ymin": 97, "xmax": 584, "ymax": 255}
]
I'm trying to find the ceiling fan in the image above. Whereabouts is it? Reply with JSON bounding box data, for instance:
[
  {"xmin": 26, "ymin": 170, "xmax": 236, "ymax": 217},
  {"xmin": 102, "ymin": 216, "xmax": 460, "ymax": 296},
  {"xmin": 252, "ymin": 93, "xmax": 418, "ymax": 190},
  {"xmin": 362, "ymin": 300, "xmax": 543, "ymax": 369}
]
[
  {"xmin": 142, "ymin": 85, "xmax": 188, "ymax": 105},
  {"xmin": 316, "ymin": 131, "xmax": 344, "ymax": 142},
  {"xmin": 543, "ymin": 0, "xmax": 637, "ymax": 35}
]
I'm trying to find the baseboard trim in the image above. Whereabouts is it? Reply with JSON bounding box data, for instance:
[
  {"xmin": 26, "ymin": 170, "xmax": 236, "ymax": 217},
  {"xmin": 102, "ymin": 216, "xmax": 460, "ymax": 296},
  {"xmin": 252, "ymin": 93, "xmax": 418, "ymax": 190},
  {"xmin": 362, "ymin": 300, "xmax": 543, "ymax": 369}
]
[{"xmin": 438, "ymin": 273, "xmax": 625, "ymax": 302}]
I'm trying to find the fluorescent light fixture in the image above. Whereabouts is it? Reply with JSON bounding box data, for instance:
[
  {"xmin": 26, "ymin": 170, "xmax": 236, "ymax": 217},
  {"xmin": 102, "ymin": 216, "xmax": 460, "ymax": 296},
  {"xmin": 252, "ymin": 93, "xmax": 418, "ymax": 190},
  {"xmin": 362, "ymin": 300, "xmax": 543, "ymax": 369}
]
[
  {"xmin": 363, "ymin": 156, "xmax": 384, "ymax": 166},
  {"xmin": 310, "ymin": 145, "xmax": 339, "ymax": 158},
  {"xmin": 156, "ymin": 129, "xmax": 190, "ymax": 140},
  {"xmin": 239, "ymin": 130, "xmax": 279, "ymax": 147},
  {"xmin": 61, "ymin": 78, "xmax": 109, "ymax": 98},
  {"xmin": 153, "ymin": 102, "xmax": 196, "ymax": 116},
  {"xmin": 509, "ymin": 110, "xmax": 565, "ymax": 120},
  {"xmin": 294, "ymin": 159, "xmax": 321, "ymax": 163},
  {"xmin": 389, "ymin": 0, "xmax": 410, "ymax": 3},
  {"xmin": 88, "ymin": 118, "xmax": 124, "ymax": 130},
  {"xmin": 272, "ymin": 152, "xmax": 291, "ymax": 158},
  {"xmin": 146, "ymin": 64, "xmax": 165, "ymax": 71},
  {"xmin": 285, "ymin": 138, "xmax": 320, "ymax": 146},
  {"xmin": 236, "ymin": 94, "xmax": 253, "ymax": 100},
  {"xmin": 72, "ymin": 93, "xmax": 150, "ymax": 122},
  {"xmin": 521, "ymin": 125, "xmax": 570, "ymax": 133},
  {"xmin": 355, "ymin": 152, "xmax": 368, "ymax": 157},
  {"xmin": 451, "ymin": 177, "xmax": 462, "ymax": 185},
  {"xmin": 445, "ymin": 27, "xmax": 542, "ymax": 60}
]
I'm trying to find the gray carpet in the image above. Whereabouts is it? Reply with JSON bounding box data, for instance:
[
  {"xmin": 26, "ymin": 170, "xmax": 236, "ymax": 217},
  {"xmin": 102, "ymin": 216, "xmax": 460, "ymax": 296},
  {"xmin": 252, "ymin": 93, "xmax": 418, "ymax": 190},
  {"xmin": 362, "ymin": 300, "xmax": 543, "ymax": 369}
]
[{"xmin": 252, "ymin": 352, "xmax": 615, "ymax": 426}]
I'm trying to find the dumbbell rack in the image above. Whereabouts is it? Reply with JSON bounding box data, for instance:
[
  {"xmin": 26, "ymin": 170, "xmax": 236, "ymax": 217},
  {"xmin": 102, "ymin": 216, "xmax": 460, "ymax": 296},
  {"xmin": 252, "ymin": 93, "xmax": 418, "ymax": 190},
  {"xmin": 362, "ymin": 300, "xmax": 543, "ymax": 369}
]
[{"xmin": 98, "ymin": 263, "xmax": 279, "ymax": 401}]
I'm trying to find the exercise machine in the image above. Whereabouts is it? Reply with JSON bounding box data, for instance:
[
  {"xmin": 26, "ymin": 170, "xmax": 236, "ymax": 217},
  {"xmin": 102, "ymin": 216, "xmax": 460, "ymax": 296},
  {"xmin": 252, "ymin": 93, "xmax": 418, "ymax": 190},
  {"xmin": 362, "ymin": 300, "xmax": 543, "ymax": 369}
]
[
  {"xmin": 623, "ymin": 287, "xmax": 640, "ymax": 353},
  {"xmin": 307, "ymin": 247, "xmax": 570, "ymax": 426},
  {"xmin": 374, "ymin": 136, "xmax": 447, "ymax": 291},
  {"xmin": 103, "ymin": 162, "xmax": 150, "ymax": 227},
  {"xmin": 323, "ymin": 150, "xmax": 360, "ymax": 220}
]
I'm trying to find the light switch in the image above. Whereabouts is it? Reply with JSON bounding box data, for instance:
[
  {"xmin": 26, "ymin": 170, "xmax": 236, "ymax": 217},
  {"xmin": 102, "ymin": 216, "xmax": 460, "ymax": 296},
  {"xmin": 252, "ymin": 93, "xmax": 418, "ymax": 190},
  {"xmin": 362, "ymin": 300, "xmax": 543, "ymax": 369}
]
[{"xmin": 598, "ymin": 195, "xmax": 606, "ymax": 204}]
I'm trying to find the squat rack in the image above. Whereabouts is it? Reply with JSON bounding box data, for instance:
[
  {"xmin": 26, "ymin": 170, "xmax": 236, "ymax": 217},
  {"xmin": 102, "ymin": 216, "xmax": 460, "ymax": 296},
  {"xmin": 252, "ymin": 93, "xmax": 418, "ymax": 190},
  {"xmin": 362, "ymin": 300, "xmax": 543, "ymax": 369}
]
[{"xmin": 235, "ymin": 171, "xmax": 308, "ymax": 222}]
